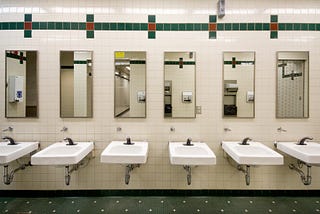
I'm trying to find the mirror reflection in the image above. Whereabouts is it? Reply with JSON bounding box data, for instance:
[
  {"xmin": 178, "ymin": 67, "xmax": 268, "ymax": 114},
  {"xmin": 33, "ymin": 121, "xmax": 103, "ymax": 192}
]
[
  {"xmin": 114, "ymin": 51, "xmax": 146, "ymax": 118},
  {"xmin": 276, "ymin": 51, "xmax": 309, "ymax": 118},
  {"xmin": 164, "ymin": 52, "xmax": 196, "ymax": 118},
  {"xmin": 60, "ymin": 51, "xmax": 93, "ymax": 118},
  {"xmin": 5, "ymin": 50, "xmax": 38, "ymax": 118},
  {"xmin": 223, "ymin": 52, "xmax": 255, "ymax": 118}
]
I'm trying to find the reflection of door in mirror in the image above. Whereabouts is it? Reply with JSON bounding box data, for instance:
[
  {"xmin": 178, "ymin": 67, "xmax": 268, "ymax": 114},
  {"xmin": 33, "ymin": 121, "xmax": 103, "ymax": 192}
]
[
  {"xmin": 164, "ymin": 52, "xmax": 196, "ymax": 118},
  {"xmin": 114, "ymin": 51, "xmax": 146, "ymax": 118},
  {"xmin": 60, "ymin": 51, "xmax": 93, "ymax": 118},
  {"xmin": 6, "ymin": 50, "xmax": 38, "ymax": 118},
  {"xmin": 277, "ymin": 52, "xmax": 309, "ymax": 118},
  {"xmin": 223, "ymin": 52, "xmax": 255, "ymax": 118}
]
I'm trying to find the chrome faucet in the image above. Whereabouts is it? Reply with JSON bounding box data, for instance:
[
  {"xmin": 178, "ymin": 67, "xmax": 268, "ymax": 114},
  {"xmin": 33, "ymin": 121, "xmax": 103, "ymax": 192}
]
[
  {"xmin": 64, "ymin": 137, "xmax": 76, "ymax": 146},
  {"xmin": 241, "ymin": 137, "xmax": 252, "ymax": 145},
  {"xmin": 297, "ymin": 137, "xmax": 313, "ymax": 145},
  {"xmin": 184, "ymin": 138, "xmax": 194, "ymax": 146},
  {"xmin": 2, "ymin": 136, "xmax": 16, "ymax": 145},
  {"xmin": 124, "ymin": 137, "xmax": 134, "ymax": 145}
]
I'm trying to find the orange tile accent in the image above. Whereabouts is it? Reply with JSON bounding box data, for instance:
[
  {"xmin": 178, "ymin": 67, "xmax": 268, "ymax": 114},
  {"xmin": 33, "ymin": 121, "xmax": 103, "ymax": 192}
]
[
  {"xmin": 270, "ymin": 23, "xmax": 278, "ymax": 31},
  {"xmin": 24, "ymin": 22, "xmax": 32, "ymax": 30},
  {"xmin": 148, "ymin": 23, "xmax": 156, "ymax": 31},
  {"xmin": 86, "ymin": 22, "xmax": 94, "ymax": 30},
  {"xmin": 209, "ymin": 23, "xmax": 216, "ymax": 31}
]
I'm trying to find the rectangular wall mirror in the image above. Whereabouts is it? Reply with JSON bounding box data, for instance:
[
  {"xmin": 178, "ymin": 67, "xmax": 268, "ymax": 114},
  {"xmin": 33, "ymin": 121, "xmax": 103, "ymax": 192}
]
[
  {"xmin": 60, "ymin": 51, "xmax": 93, "ymax": 118},
  {"xmin": 114, "ymin": 51, "xmax": 146, "ymax": 118},
  {"xmin": 223, "ymin": 52, "xmax": 255, "ymax": 118},
  {"xmin": 5, "ymin": 50, "xmax": 38, "ymax": 118},
  {"xmin": 164, "ymin": 51, "xmax": 196, "ymax": 118},
  {"xmin": 276, "ymin": 51, "xmax": 309, "ymax": 118}
]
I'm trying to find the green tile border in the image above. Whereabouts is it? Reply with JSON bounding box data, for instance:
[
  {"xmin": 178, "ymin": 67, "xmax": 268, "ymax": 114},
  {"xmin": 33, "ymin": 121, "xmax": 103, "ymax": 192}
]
[
  {"xmin": 164, "ymin": 61, "xmax": 196, "ymax": 65},
  {"xmin": 1, "ymin": 190, "xmax": 320, "ymax": 197},
  {"xmin": 0, "ymin": 13, "xmax": 320, "ymax": 40}
]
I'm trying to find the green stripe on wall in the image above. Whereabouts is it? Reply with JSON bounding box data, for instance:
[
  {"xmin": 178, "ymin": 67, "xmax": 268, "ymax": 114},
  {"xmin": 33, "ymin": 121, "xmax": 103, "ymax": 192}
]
[
  {"xmin": 130, "ymin": 60, "xmax": 146, "ymax": 64},
  {"xmin": 164, "ymin": 61, "xmax": 195, "ymax": 65},
  {"xmin": 224, "ymin": 61, "xmax": 255, "ymax": 65},
  {"xmin": 74, "ymin": 60, "xmax": 87, "ymax": 64}
]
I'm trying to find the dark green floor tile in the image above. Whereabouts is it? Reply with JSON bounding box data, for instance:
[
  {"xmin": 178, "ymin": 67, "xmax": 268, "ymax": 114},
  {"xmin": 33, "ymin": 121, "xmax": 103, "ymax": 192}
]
[
  {"xmin": 24, "ymin": 14, "xmax": 32, "ymax": 22},
  {"xmin": 9, "ymin": 22, "xmax": 17, "ymax": 30},
  {"xmin": 317, "ymin": 24, "xmax": 320, "ymax": 31},
  {"xmin": 294, "ymin": 23, "xmax": 301, "ymax": 30},
  {"xmin": 209, "ymin": 15, "xmax": 217, "ymax": 23},
  {"xmin": 125, "ymin": 23, "xmax": 132, "ymax": 30},
  {"xmin": 24, "ymin": 30, "xmax": 32, "ymax": 38},
  {"xmin": 209, "ymin": 31, "xmax": 216, "ymax": 39},
  {"xmin": 2, "ymin": 22, "xmax": 9, "ymax": 30},
  {"xmin": 86, "ymin": 14, "xmax": 94, "ymax": 22},
  {"xmin": 87, "ymin": 30, "xmax": 94, "ymax": 38},
  {"xmin": 271, "ymin": 15, "xmax": 278, "ymax": 22}
]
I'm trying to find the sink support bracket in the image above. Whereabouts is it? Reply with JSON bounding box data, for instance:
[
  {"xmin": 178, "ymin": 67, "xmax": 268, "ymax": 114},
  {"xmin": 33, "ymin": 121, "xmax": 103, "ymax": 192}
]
[
  {"xmin": 125, "ymin": 164, "xmax": 140, "ymax": 185},
  {"xmin": 237, "ymin": 165, "xmax": 251, "ymax": 185},
  {"xmin": 64, "ymin": 152, "xmax": 94, "ymax": 185},
  {"xmin": 183, "ymin": 165, "xmax": 192, "ymax": 185},
  {"xmin": 3, "ymin": 161, "xmax": 32, "ymax": 185},
  {"xmin": 289, "ymin": 160, "xmax": 312, "ymax": 185}
]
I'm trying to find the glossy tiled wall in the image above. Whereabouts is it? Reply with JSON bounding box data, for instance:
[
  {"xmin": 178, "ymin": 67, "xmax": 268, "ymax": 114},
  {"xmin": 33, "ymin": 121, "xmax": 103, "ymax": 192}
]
[{"xmin": 1, "ymin": 0, "xmax": 320, "ymax": 190}]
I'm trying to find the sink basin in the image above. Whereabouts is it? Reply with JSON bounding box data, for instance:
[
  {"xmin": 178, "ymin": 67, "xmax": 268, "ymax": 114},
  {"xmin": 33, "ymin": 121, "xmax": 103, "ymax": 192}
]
[
  {"xmin": 31, "ymin": 142, "xmax": 94, "ymax": 165},
  {"xmin": 169, "ymin": 142, "xmax": 216, "ymax": 165},
  {"xmin": 101, "ymin": 141, "xmax": 148, "ymax": 164},
  {"xmin": 221, "ymin": 141, "xmax": 283, "ymax": 165},
  {"xmin": 276, "ymin": 141, "xmax": 320, "ymax": 164},
  {"xmin": 0, "ymin": 142, "xmax": 39, "ymax": 164}
]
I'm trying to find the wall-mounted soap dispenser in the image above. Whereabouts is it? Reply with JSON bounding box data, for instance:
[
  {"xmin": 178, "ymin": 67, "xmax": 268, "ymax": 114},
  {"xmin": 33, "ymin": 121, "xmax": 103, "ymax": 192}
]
[
  {"xmin": 8, "ymin": 75, "xmax": 23, "ymax": 103},
  {"xmin": 137, "ymin": 91, "xmax": 146, "ymax": 103},
  {"xmin": 182, "ymin": 91, "xmax": 192, "ymax": 103}
]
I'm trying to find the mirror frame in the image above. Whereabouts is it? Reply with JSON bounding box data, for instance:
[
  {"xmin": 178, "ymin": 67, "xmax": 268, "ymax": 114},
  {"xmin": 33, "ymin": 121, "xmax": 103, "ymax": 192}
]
[
  {"xmin": 222, "ymin": 51, "xmax": 255, "ymax": 119},
  {"xmin": 5, "ymin": 50, "xmax": 38, "ymax": 118},
  {"xmin": 276, "ymin": 51, "xmax": 309, "ymax": 119},
  {"xmin": 114, "ymin": 51, "xmax": 147, "ymax": 118},
  {"xmin": 163, "ymin": 51, "xmax": 196, "ymax": 119},
  {"xmin": 59, "ymin": 50, "xmax": 93, "ymax": 118}
]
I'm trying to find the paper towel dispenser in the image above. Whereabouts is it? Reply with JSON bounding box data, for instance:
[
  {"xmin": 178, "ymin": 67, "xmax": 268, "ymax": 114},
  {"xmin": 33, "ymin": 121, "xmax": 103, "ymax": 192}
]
[
  {"xmin": 224, "ymin": 83, "xmax": 238, "ymax": 92},
  {"xmin": 8, "ymin": 75, "xmax": 23, "ymax": 103}
]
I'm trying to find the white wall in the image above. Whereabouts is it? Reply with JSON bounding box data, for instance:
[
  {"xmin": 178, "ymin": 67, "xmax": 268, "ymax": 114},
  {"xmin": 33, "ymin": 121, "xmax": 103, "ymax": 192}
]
[{"xmin": 1, "ymin": 0, "xmax": 320, "ymax": 190}]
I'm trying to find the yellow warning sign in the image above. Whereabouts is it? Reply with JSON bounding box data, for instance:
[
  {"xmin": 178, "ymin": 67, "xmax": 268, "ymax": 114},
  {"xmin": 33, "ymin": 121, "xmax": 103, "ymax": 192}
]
[{"xmin": 115, "ymin": 52, "xmax": 125, "ymax": 58}]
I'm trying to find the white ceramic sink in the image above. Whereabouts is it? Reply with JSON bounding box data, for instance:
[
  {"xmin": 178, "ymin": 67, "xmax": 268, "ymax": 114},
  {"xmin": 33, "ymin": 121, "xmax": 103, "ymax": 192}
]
[
  {"xmin": 221, "ymin": 141, "xmax": 283, "ymax": 165},
  {"xmin": 31, "ymin": 142, "xmax": 94, "ymax": 165},
  {"xmin": 101, "ymin": 141, "xmax": 148, "ymax": 164},
  {"xmin": 0, "ymin": 142, "xmax": 39, "ymax": 164},
  {"xmin": 276, "ymin": 141, "xmax": 320, "ymax": 164},
  {"xmin": 169, "ymin": 142, "xmax": 216, "ymax": 165}
]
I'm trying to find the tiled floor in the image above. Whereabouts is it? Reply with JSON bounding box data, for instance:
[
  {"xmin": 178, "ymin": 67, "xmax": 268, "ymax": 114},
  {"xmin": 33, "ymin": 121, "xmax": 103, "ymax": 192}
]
[{"xmin": 0, "ymin": 196, "xmax": 319, "ymax": 213}]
